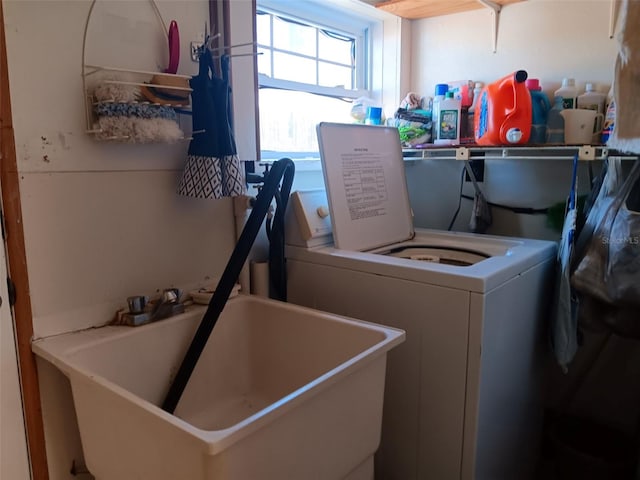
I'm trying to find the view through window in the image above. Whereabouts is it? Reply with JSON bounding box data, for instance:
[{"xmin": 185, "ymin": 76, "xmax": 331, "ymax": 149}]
[{"xmin": 256, "ymin": 6, "xmax": 369, "ymax": 160}]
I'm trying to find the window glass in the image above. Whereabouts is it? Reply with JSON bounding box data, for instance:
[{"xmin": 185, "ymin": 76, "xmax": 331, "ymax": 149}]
[
  {"xmin": 256, "ymin": 11, "xmax": 271, "ymax": 46},
  {"xmin": 272, "ymin": 15, "xmax": 316, "ymax": 57},
  {"xmin": 318, "ymin": 32, "xmax": 353, "ymax": 66},
  {"xmin": 318, "ymin": 62, "xmax": 352, "ymax": 89},
  {"xmin": 257, "ymin": 47, "xmax": 271, "ymax": 77},
  {"xmin": 257, "ymin": 8, "xmax": 357, "ymax": 90},
  {"xmin": 273, "ymin": 52, "xmax": 316, "ymax": 84},
  {"xmin": 259, "ymin": 89, "xmax": 351, "ymax": 158},
  {"xmin": 256, "ymin": 5, "xmax": 373, "ymax": 160}
]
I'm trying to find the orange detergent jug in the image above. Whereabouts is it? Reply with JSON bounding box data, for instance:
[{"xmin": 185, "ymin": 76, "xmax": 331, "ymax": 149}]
[{"xmin": 474, "ymin": 70, "xmax": 532, "ymax": 145}]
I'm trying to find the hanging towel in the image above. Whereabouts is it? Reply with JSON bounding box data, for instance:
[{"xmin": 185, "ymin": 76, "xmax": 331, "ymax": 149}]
[
  {"xmin": 177, "ymin": 50, "xmax": 245, "ymax": 199},
  {"xmin": 608, "ymin": 0, "xmax": 640, "ymax": 153}
]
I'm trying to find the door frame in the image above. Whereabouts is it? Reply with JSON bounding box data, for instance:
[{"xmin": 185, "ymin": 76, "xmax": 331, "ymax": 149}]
[
  {"xmin": 0, "ymin": 1, "xmax": 49, "ymax": 478},
  {"xmin": 0, "ymin": 180, "xmax": 31, "ymax": 479}
]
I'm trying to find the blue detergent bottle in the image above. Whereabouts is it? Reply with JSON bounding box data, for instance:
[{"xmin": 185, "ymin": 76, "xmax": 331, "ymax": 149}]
[{"xmin": 526, "ymin": 79, "xmax": 551, "ymax": 144}]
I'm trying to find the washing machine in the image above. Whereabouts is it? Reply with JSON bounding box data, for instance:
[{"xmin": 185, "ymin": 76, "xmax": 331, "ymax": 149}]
[{"xmin": 284, "ymin": 123, "xmax": 557, "ymax": 480}]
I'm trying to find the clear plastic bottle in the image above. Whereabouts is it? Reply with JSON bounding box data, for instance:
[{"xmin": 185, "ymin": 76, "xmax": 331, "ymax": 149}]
[
  {"xmin": 465, "ymin": 82, "xmax": 483, "ymax": 143},
  {"xmin": 468, "ymin": 82, "xmax": 483, "ymax": 114},
  {"xmin": 546, "ymin": 96, "xmax": 565, "ymax": 144},
  {"xmin": 434, "ymin": 91, "xmax": 461, "ymax": 145},
  {"xmin": 554, "ymin": 78, "xmax": 579, "ymax": 109}
]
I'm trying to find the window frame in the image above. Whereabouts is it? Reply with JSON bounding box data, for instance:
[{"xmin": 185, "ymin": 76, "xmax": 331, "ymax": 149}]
[
  {"xmin": 256, "ymin": 0, "xmax": 373, "ymax": 101},
  {"xmin": 230, "ymin": 0, "xmax": 406, "ymax": 164},
  {"xmin": 256, "ymin": 0, "xmax": 378, "ymax": 162}
]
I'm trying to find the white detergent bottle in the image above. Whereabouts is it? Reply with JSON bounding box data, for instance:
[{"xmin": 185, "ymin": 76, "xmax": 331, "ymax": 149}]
[
  {"xmin": 577, "ymin": 83, "xmax": 606, "ymax": 113},
  {"xmin": 554, "ymin": 78, "xmax": 579, "ymax": 109},
  {"xmin": 431, "ymin": 83, "xmax": 449, "ymax": 142},
  {"xmin": 577, "ymin": 83, "xmax": 607, "ymax": 137},
  {"xmin": 435, "ymin": 91, "xmax": 461, "ymax": 145}
]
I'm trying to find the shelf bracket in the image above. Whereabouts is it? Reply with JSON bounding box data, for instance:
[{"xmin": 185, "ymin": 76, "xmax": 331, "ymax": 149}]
[
  {"xmin": 477, "ymin": 0, "xmax": 502, "ymax": 53},
  {"xmin": 455, "ymin": 147, "xmax": 470, "ymax": 161},
  {"xmin": 578, "ymin": 145, "xmax": 597, "ymax": 161},
  {"xmin": 609, "ymin": 0, "xmax": 619, "ymax": 39}
]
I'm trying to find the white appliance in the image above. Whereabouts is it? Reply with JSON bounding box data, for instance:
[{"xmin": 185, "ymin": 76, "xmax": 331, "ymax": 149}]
[{"xmin": 284, "ymin": 123, "xmax": 557, "ymax": 480}]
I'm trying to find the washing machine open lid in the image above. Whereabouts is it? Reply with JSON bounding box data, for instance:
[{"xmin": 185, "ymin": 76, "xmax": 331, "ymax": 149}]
[{"xmin": 317, "ymin": 122, "xmax": 414, "ymax": 252}]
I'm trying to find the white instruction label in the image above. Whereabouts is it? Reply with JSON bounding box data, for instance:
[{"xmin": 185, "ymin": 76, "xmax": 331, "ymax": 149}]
[
  {"xmin": 317, "ymin": 122, "xmax": 414, "ymax": 251},
  {"xmin": 341, "ymin": 152, "xmax": 388, "ymax": 221}
]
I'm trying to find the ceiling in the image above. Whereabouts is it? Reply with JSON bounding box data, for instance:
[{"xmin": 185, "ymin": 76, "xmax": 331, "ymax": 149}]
[{"xmin": 356, "ymin": 0, "xmax": 524, "ymax": 20}]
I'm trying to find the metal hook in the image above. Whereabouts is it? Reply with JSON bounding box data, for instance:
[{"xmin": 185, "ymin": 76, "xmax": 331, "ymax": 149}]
[{"xmin": 208, "ymin": 40, "xmax": 256, "ymax": 53}]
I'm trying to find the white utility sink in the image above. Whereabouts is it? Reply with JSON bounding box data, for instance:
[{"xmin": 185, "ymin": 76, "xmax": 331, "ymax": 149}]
[{"xmin": 32, "ymin": 295, "xmax": 404, "ymax": 480}]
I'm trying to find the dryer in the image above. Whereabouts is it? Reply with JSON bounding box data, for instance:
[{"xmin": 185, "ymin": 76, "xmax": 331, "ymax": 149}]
[{"xmin": 284, "ymin": 123, "xmax": 557, "ymax": 480}]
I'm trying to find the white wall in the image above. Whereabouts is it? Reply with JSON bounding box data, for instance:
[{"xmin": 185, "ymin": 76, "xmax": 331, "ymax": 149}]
[
  {"xmin": 4, "ymin": 0, "xmax": 237, "ymax": 338},
  {"xmin": 412, "ymin": 0, "xmax": 617, "ymax": 101},
  {"xmin": 3, "ymin": 1, "xmax": 241, "ymax": 477}
]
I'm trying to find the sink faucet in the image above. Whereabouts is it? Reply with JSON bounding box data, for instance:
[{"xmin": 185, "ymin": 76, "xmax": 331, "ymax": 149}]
[
  {"xmin": 122, "ymin": 288, "xmax": 185, "ymax": 326},
  {"xmin": 149, "ymin": 289, "xmax": 184, "ymax": 321}
]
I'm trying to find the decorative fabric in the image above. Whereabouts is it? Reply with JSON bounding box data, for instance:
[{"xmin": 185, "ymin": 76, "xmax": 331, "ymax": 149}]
[
  {"xmin": 95, "ymin": 102, "xmax": 178, "ymax": 120},
  {"xmin": 93, "ymin": 116, "xmax": 183, "ymax": 143},
  {"xmin": 176, "ymin": 154, "xmax": 245, "ymax": 199}
]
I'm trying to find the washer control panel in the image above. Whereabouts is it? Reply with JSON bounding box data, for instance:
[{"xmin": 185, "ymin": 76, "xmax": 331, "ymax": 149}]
[{"xmin": 285, "ymin": 190, "xmax": 333, "ymax": 248}]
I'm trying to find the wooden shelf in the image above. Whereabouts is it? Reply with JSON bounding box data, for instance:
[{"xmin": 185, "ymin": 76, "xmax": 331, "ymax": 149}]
[{"xmin": 374, "ymin": 0, "xmax": 523, "ymax": 19}]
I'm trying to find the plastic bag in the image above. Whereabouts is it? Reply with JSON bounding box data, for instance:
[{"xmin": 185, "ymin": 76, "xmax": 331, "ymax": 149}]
[
  {"xmin": 571, "ymin": 160, "xmax": 640, "ymax": 337},
  {"xmin": 572, "ymin": 158, "xmax": 625, "ymax": 265},
  {"xmin": 387, "ymin": 108, "xmax": 432, "ymax": 146},
  {"xmin": 350, "ymin": 97, "xmax": 376, "ymax": 122}
]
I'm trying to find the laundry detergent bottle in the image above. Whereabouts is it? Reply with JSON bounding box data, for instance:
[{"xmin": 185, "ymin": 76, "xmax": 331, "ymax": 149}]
[
  {"xmin": 554, "ymin": 78, "xmax": 579, "ymax": 109},
  {"xmin": 474, "ymin": 70, "xmax": 532, "ymax": 145},
  {"xmin": 526, "ymin": 79, "xmax": 552, "ymax": 144},
  {"xmin": 434, "ymin": 92, "xmax": 462, "ymax": 145}
]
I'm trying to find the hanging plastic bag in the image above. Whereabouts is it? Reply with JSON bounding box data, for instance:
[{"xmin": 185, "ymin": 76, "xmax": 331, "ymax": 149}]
[
  {"xmin": 603, "ymin": 171, "xmax": 640, "ymax": 302},
  {"xmin": 571, "ymin": 160, "xmax": 640, "ymax": 337},
  {"xmin": 572, "ymin": 158, "xmax": 625, "ymax": 265}
]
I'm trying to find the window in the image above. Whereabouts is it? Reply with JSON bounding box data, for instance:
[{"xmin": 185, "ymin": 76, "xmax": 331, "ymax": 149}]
[{"xmin": 256, "ymin": 1, "xmax": 375, "ymax": 161}]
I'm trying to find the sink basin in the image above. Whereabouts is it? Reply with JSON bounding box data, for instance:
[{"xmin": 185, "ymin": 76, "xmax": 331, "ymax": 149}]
[{"xmin": 32, "ymin": 295, "xmax": 404, "ymax": 480}]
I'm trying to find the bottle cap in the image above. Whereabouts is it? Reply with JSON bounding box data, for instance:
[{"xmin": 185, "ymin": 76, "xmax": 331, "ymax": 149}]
[
  {"xmin": 562, "ymin": 78, "xmax": 576, "ymax": 87},
  {"xmin": 525, "ymin": 79, "xmax": 541, "ymax": 91},
  {"xmin": 435, "ymin": 84, "xmax": 449, "ymax": 96},
  {"xmin": 515, "ymin": 70, "xmax": 528, "ymax": 83},
  {"xmin": 365, "ymin": 106, "xmax": 383, "ymax": 125},
  {"xmin": 585, "ymin": 82, "xmax": 595, "ymax": 92}
]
